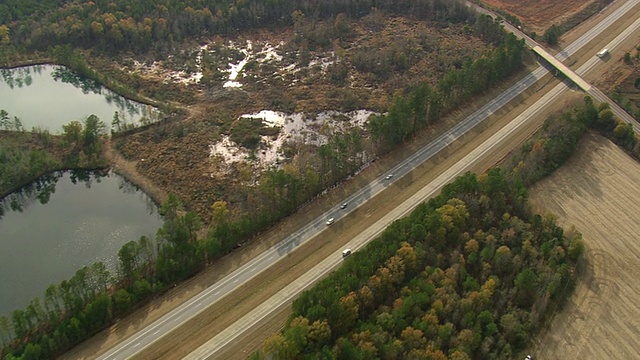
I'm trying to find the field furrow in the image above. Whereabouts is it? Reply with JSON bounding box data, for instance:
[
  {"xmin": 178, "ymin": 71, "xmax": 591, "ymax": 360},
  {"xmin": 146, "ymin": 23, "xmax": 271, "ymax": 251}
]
[{"xmin": 529, "ymin": 132, "xmax": 640, "ymax": 360}]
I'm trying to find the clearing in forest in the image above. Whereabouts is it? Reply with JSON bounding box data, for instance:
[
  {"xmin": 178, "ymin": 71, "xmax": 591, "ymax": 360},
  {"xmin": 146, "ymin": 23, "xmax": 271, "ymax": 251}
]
[{"xmin": 528, "ymin": 132, "xmax": 640, "ymax": 359}]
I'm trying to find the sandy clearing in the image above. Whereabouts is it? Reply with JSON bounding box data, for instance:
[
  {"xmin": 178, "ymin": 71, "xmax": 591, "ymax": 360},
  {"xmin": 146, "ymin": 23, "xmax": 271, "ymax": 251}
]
[{"xmin": 529, "ymin": 133, "xmax": 640, "ymax": 360}]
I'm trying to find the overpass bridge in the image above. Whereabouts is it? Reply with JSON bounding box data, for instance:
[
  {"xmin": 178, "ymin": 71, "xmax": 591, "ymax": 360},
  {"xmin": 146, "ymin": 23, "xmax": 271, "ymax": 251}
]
[
  {"xmin": 508, "ymin": 14, "xmax": 640, "ymax": 133},
  {"xmin": 473, "ymin": 0, "xmax": 640, "ymax": 131},
  {"xmin": 531, "ymin": 46, "xmax": 592, "ymax": 92}
]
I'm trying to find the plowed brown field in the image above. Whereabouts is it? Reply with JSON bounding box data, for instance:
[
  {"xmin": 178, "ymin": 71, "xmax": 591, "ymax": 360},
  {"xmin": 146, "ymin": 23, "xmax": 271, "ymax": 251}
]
[
  {"xmin": 481, "ymin": 0, "xmax": 592, "ymax": 33},
  {"xmin": 528, "ymin": 132, "xmax": 640, "ymax": 359}
]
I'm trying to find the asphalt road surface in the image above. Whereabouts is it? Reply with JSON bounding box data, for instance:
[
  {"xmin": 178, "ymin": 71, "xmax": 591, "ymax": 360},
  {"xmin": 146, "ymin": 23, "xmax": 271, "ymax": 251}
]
[{"xmin": 97, "ymin": 1, "xmax": 639, "ymax": 358}]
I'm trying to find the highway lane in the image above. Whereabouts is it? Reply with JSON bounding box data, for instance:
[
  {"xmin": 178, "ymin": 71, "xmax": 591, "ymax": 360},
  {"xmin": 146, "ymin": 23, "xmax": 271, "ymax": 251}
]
[
  {"xmin": 97, "ymin": 1, "xmax": 639, "ymax": 359},
  {"xmin": 556, "ymin": 0, "xmax": 639, "ymax": 61}
]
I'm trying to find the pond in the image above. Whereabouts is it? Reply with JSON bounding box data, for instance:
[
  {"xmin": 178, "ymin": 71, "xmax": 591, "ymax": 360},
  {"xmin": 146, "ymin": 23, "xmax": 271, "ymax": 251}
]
[
  {"xmin": 0, "ymin": 64, "xmax": 158, "ymax": 133},
  {"xmin": 0, "ymin": 170, "xmax": 164, "ymax": 319}
]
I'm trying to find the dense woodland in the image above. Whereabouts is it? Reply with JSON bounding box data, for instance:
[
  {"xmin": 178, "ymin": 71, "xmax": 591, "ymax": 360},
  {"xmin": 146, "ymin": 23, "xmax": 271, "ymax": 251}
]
[
  {"xmin": 504, "ymin": 97, "xmax": 639, "ymax": 187},
  {"xmin": 256, "ymin": 169, "xmax": 582, "ymax": 359},
  {"xmin": 0, "ymin": 0, "xmax": 472, "ymax": 57}
]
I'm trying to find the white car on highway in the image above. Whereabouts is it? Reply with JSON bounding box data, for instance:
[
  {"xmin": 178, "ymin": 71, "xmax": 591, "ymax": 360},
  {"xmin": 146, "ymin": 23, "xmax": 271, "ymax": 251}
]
[{"xmin": 326, "ymin": 218, "xmax": 335, "ymax": 225}]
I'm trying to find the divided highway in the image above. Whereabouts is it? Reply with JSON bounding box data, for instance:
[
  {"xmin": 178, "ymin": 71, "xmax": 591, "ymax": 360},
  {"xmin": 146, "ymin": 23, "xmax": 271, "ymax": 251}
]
[
  {"xmin": 188, "ymin": 45, "xmax": 583, "ymax": 359},
  {"xmin": 96, "ymin": 1, "xmax": 640, "ymax": 358}
]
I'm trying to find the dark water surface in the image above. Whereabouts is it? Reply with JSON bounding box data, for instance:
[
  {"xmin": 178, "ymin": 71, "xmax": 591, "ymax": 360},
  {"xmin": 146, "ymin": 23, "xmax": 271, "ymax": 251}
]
[
  {"xmin": 0, "ymin": 64, "xmax": 157, "ymax": 132},
  {"xmin": 0, "ymin": 171, "xmax": 163, "ymax": 318}
]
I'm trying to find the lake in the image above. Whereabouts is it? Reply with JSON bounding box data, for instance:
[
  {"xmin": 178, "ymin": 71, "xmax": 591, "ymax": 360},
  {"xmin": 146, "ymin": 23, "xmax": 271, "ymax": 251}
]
[
  {"xmin": 0, "ymin": 170, "xmax": 164, "ymax": 319},
  {"xmin": 0, "ymin": 64, "xmax": 157, "ymax": 133}
]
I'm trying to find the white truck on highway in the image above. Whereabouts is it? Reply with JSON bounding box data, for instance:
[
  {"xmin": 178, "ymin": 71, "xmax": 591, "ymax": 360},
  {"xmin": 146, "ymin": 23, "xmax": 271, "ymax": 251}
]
[{"xmin": 596, "ymin": 48, "xmax": 609, "ymax": 58}]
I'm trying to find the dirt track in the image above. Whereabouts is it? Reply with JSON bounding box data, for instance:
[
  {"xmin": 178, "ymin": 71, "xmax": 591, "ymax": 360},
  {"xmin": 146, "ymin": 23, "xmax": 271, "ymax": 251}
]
[{"xmin": 529, "ymin": 133, "xmax": 640, "ymax": 359}]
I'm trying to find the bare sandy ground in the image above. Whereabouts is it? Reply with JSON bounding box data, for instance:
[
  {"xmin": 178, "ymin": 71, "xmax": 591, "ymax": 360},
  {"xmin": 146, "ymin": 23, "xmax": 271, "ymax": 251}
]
[{"xmin": 529, "ymin": 133, "xmax": 640, "ymax": 360}]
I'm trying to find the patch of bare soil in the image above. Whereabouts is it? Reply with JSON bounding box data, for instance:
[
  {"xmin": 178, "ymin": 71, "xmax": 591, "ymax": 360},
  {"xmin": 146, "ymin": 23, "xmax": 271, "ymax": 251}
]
[
  {"xmin": 481, "ymin": 0, "xmax": 593, "ymax": 34},
  {"xmin": 528, "ymin": 133, "xmax": 640, "ymax": 359}
]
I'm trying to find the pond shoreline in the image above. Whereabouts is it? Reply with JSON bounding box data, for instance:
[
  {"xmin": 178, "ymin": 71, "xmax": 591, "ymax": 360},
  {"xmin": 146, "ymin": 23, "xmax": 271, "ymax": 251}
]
[
  {"xmin": 0, "ymin": 144, "xmax": 166, "ymax": 210},
  {"xmin": 1, "ymin": 56, "xmax": 164, "ymax": 111},
  {"xmin": 1, "ymin": 58, "xmax": 171, "ymax": 207},
  {"xmin": 0, "ymin": 164, "xmax": 110, "ymax": 200},
  {"xmin": 103, "ymin": 137, "xmax": 168, "ymax": 208}
]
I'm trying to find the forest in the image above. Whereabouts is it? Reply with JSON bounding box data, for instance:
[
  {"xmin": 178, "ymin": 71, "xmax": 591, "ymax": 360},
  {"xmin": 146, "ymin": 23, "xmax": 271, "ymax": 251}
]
[
  {"xmin": 254, "ymin": 169, "xmax": 582, "ymax": 359},
  {"xmin": 0, "ymin": 0, "xmax": 472, "ymax": 57}
]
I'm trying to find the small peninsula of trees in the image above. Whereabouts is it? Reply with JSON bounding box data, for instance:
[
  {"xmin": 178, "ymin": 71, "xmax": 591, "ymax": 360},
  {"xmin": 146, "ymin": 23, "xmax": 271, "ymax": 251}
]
[{"xmin": 0, "ymin": 110, "xmax": 108, "ymax": 198}]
